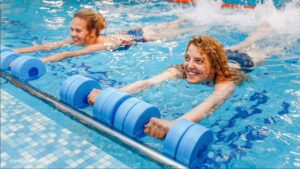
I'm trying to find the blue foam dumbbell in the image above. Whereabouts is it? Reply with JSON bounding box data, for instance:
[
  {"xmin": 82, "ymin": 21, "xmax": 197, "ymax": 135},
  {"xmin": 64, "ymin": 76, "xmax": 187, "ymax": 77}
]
[
  {"xmin": 60, "ymin": 75, "xmax": 132, "ymax": 127},
  {"xmin": 59, "ymin": 75, "xmax": 101, "ymax": 108},
  {"xmin": 0, "ymin": 50, "xmax": 20, "ymax": 70},
  {"xmin": 0, "ymin": 46, "xmax": 13, "ymax": 53},
  {"xmin": 163, "ymin": 119, "xmax": 195, "ymax": 158},
  {"xmin": 94, "ymin": 87, "xmax": 213, "ymax": 166},
  {"xmin": 111, "ymin": 97, "xmax": 213, "ymax": 167},
  {"xmin": 114, "ymin": 97, "xmax": 142, "ymax": 132},
  {"xmin": 121, "ymin": 100, "xmax": 161, "ymax": 138},
  {"xmin": 91, "ymin": 88, "xmax": 161, "ymax": 137},
  {"xmin": 59, "ymin": 75, "xmax": 213, "ymax": 167},
  {"xmin": 92, "ymin": 88, "xmax": 161, "ymax": 137},
  {"xmin": 10, "ymin": 56, "xmax": 46, "ymax": 81},
  {"xmin": 175, "ymin": 122, "xmax": 213, "ymax": 167},
  {"xmin": 0, "ymin": 47, "xmax": 46, "ymax": 81},
  {"xmin": 164, "ymin": 119, "xmax": 213, "ymax": 167},
  {"xmin": 93, "ymin": 88, "xmax": 132, "ymax": 126}
]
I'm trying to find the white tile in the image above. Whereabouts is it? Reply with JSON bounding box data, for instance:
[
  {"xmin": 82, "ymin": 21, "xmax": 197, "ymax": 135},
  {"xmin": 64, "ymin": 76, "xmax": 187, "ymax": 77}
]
[
  {"xmin": 76, "ymin": 158, "xmax": 84, "ymax": 164},
  {"xmin": 61, "ymin": 129, "xmax": 71, "ymax": 135},
  {"xmin": 63, "ymin": 149, "xmax": 71, "ymax": 155},
  {"xmin": 74, "ymin": 149, "xmax": 81, "ymax": 154}
]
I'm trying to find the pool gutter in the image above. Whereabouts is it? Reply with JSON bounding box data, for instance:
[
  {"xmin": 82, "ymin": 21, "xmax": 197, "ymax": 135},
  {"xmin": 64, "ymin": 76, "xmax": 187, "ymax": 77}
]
[{"xmin": 1, "ymin": 70, "xmax": 188, "ymax": 169}]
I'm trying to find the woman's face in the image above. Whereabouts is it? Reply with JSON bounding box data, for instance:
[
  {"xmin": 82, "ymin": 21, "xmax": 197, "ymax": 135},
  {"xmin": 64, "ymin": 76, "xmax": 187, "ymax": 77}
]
[
  {"xmin": 183, "ymin": 44, "xmax": 214, "ymax": 84},
  {"xmin": 70, "ymin": 17, "xmax": 90, "ymax": 45}
]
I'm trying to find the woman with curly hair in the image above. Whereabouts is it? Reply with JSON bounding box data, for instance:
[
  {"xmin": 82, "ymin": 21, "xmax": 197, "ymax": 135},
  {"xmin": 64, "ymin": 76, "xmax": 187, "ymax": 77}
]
[
  {"xmin": 87, "ymin": 30, "xmax": 276, "ymax": 139},
  {"xmin": 86, "ymin": 19, "xmax": 276, "ymax": 139}
]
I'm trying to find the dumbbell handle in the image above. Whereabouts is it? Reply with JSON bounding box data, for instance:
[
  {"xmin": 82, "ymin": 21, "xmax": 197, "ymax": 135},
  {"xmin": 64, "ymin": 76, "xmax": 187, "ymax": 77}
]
[
  {"xmin": 87, "ymin": 88, "xmax": 102, "ymax": 106},
  {"xmin": 144, "ymin": 117, "xmax": 175, "ymax": 140},
  {"xmin": 59, "ymin": 75, "xmax": 101, "ymax": 108}
]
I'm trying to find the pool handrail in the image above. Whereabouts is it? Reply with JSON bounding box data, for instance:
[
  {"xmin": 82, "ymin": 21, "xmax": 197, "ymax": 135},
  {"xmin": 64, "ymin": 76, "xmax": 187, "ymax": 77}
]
[{"xmin": 0, "ymin": 70, "xmax": 189, "ymax": 169}]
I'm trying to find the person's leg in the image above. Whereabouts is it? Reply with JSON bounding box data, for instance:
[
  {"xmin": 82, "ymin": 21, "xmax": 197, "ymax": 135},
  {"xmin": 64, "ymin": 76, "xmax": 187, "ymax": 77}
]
[
  {"xmin": 143, "ymin": 28, "xmax": 191, "ymax": 41},
  {"xmin": 230, "ymin": 21, "xmax": 272, "ymax": 51},
  {"xmin": 143, "ymin": 17, "xmax": 186, "ymax": 31},
  {"xmin": 246, "ymin": 47, "xmax": 283, "ymax": 65},
  {"xmin": 228, "ymin": 20, "xmax": 284, "ymax": 66},
  {"xmin": 142, "ymin": 18, "xmax": 190, "ymax": 41}
]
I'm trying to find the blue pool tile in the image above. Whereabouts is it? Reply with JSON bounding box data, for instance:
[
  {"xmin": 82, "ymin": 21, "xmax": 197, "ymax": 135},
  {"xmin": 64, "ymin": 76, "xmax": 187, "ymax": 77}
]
[{"xmin": 0, "ymin": 89, "xmax": 129, "ymax": 168}]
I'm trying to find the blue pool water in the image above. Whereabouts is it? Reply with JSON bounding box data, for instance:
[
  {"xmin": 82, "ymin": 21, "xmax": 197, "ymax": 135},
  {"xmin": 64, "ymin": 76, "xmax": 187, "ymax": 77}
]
[{"xmin": 1, "ymin": 0, "xmax": 300, "ymax": 168}]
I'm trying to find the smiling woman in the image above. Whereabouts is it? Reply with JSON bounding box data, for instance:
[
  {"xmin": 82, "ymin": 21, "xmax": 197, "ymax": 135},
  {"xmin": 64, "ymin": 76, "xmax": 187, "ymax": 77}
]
[
  {"xmin": 87, "ymin": 35, "xmax": 243, "ymax": 139},
  {"xmin": 70, "ymin": 10, "xmax": 106, "ymax": 46},
  {"xmin": 14, "ymin": 9, "xmax": 109, "ymax": 62},
  {"xmin": 87, "ymin": 20, "xmax": 279, "ymax": 140},
  {"xmin": 13, "ymin": 9, "xmax": 189, "ymax": 63}
]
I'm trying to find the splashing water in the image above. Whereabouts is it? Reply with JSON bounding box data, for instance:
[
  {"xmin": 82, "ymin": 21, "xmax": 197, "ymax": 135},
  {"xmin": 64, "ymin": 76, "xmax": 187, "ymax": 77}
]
[
  {"xmin": 178, "ymin": 0, "xmax": 300, "ymax": 34},
  {"xmin": 166, "ymin": 0, "xmax": 300, "ymax": 53}
]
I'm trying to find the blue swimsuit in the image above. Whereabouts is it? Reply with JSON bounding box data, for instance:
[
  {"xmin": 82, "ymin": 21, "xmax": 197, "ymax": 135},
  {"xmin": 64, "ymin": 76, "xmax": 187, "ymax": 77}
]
[
  {"xmin": 115, "ymin": 28, "xmax": 147, "ymax": 51},
  {"xmin": 127, "ymin": 28, "xmax": 147, "ymax": 43},
  {"xmin": 226, "ymin": 49, "xmax": 254, "ymax": 72}
]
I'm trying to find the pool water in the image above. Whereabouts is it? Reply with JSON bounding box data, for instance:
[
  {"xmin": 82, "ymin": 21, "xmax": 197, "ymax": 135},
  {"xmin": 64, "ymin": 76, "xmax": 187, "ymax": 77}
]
[{"xmin": 1, "ymin": 0, "xmax": 300, "ymax": 168}]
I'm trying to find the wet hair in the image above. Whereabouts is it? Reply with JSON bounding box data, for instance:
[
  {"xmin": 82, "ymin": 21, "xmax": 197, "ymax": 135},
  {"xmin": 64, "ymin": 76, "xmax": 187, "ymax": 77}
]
[
  {"xmin": 186, "ymin": 35, "xmax": 247, "ymax": 84},
  {"xmin": 74, "ymin": 9, "xmax": 106, "ymax": 35}
]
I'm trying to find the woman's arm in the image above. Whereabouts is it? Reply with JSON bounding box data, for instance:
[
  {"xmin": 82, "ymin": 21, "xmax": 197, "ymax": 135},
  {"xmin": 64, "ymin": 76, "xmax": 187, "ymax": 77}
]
[
  {"xmin": 177, "ymin": 81, "xmax": 236, "ymax": 122},
  {"xmin": 14, "ymin": 39, "xmax": 72, "ymax": 53},
  {"xmin": 144, "ymin": 81, "xmax": 237, "ymax": 139},
  {"xmin": 88, "ymin": 65, "xmax": 184, "ymax": 105},
  {"xmin": 41, "ymin": 43, "xmax": 110, "ymax": 63},
  {"xmin": 121, "ymin": 66, "xmax": 183, "ymax": 94}
]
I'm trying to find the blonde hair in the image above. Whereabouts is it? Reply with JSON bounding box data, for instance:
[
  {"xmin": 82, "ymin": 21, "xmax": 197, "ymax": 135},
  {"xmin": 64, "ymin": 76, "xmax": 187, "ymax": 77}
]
[
  {"xmin": 186, "ymin": 35, "xmax": 247, "ymax": 84},
  {"xmin": 74, "ymin": 9, "xmax": 106, "ymax": 35}
]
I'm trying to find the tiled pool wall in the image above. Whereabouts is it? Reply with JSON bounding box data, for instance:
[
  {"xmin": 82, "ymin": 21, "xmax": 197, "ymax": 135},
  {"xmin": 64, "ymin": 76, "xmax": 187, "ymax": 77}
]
[{"xmin": 0, "ymin": 89, "xmax": 129, "ymax": 168}]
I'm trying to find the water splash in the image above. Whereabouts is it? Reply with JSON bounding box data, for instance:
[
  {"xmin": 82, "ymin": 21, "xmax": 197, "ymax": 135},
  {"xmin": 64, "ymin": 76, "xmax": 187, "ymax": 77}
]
[{"xmin": 176, "ymin": 0, "xmax": 300, "ymax": 36}]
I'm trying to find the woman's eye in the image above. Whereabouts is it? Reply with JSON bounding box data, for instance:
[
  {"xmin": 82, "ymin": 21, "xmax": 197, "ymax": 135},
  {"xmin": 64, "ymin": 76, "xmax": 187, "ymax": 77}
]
[
  {"xmin": 196, "ymin": 60, "xmax": 204, "ymax": 64},
  {"xmin": 73, "ymin": 28, "xmax": 80, "ymax": 33},
  {"xmin": 184, "ymin": 55, "xmax": 190, "ymax": 61}
]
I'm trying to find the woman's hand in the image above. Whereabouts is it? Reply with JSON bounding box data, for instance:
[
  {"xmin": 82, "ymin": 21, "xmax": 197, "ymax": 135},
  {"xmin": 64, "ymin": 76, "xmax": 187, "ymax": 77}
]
[
  {"xmin": 87, "ymin": 89, "xmax": 101, "ymax": 106},
  {"xmin": 144, "ymin": 118, "xmax": 176, "ymax": 140}
]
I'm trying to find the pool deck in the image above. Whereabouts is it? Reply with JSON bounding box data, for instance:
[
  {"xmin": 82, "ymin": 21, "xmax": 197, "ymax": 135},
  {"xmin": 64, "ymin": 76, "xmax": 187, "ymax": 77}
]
[{"xmin": 0, "ymin": 89, "xmax": 129, "ymax": 168}]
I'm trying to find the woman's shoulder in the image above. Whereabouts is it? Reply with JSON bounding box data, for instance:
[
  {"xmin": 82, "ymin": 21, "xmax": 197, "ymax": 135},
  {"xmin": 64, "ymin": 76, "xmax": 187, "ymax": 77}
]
[
  {"xmin": 214, "ymin": 79, "xmax": 237, "ymax": 93},
  {"xmin": 97, "ymin": 35, "xmax": 116, "ymax": 43}
]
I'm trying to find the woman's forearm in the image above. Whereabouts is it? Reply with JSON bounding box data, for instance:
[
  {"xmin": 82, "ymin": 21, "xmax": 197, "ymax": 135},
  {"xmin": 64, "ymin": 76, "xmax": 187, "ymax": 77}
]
[
  {"xmin": 121, "ymin": 67, "xmax": 180, "ymax": 94},
  {"xmin": 177, "ymin": 82, "xmax": 236, "ymax": 123},
  {"xmin": 14, "ymin": 39, "xmax": 72, "ymax": 54},
  {"xmin": 121, "ymin": 80, "xmax": 151, "ymax": 94},
  {"xmin": 178, "ymin": 101, "xmax": 217, "ymax": 122},
  {"xmin": 41, "ymin": 52, "xmax": 71, "ymax": 63},
  {"xmin": 14, "ymin": 45, "xmax": 47, "ymax": 53}
]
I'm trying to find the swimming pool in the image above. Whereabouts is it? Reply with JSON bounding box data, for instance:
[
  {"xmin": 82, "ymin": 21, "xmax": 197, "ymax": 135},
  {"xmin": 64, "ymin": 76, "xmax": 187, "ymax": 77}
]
[{"xmin": 1, "ymin": 0, "xmax": 300, "ymax": 168}]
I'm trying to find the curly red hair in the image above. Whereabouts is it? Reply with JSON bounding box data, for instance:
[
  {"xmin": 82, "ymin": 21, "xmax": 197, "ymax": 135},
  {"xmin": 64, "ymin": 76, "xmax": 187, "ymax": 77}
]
[{"xmin": 186, "ymin": 35, "xmax": 247, "ymax": 84}]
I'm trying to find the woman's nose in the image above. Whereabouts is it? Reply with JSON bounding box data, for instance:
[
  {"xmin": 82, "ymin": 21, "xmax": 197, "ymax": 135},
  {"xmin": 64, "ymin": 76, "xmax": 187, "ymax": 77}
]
[
  {"xmin": 71, "ymin": 30, "xmax": 76, "ymax": 37},
  {"xmin": 187, "ymin": 60, "xmax": 196, "ymax": 68}
]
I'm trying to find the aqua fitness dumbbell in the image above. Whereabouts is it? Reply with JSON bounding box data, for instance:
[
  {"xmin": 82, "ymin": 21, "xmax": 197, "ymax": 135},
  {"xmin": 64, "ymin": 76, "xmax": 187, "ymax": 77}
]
[
  {"xmin": 59, "ymin": 75, "xmax": 159, "ymax": 130},
  {"xmin": 59, "ymin": 76, "xmax": 135, "ymax": 126},
  {"xmin": 60, "ymin": 75, "xmax": 213, "ymax": 167},
  {"xmin": 93, "ymin": 87, "xmax": 213, "ymax": 167},
  {"xmin": 59, "ymin": 75, "xmax": 102, "ymax": 108},
  {"xmin": 0, "ymin": 46, "xmax": 46, "ymax": 81}
]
